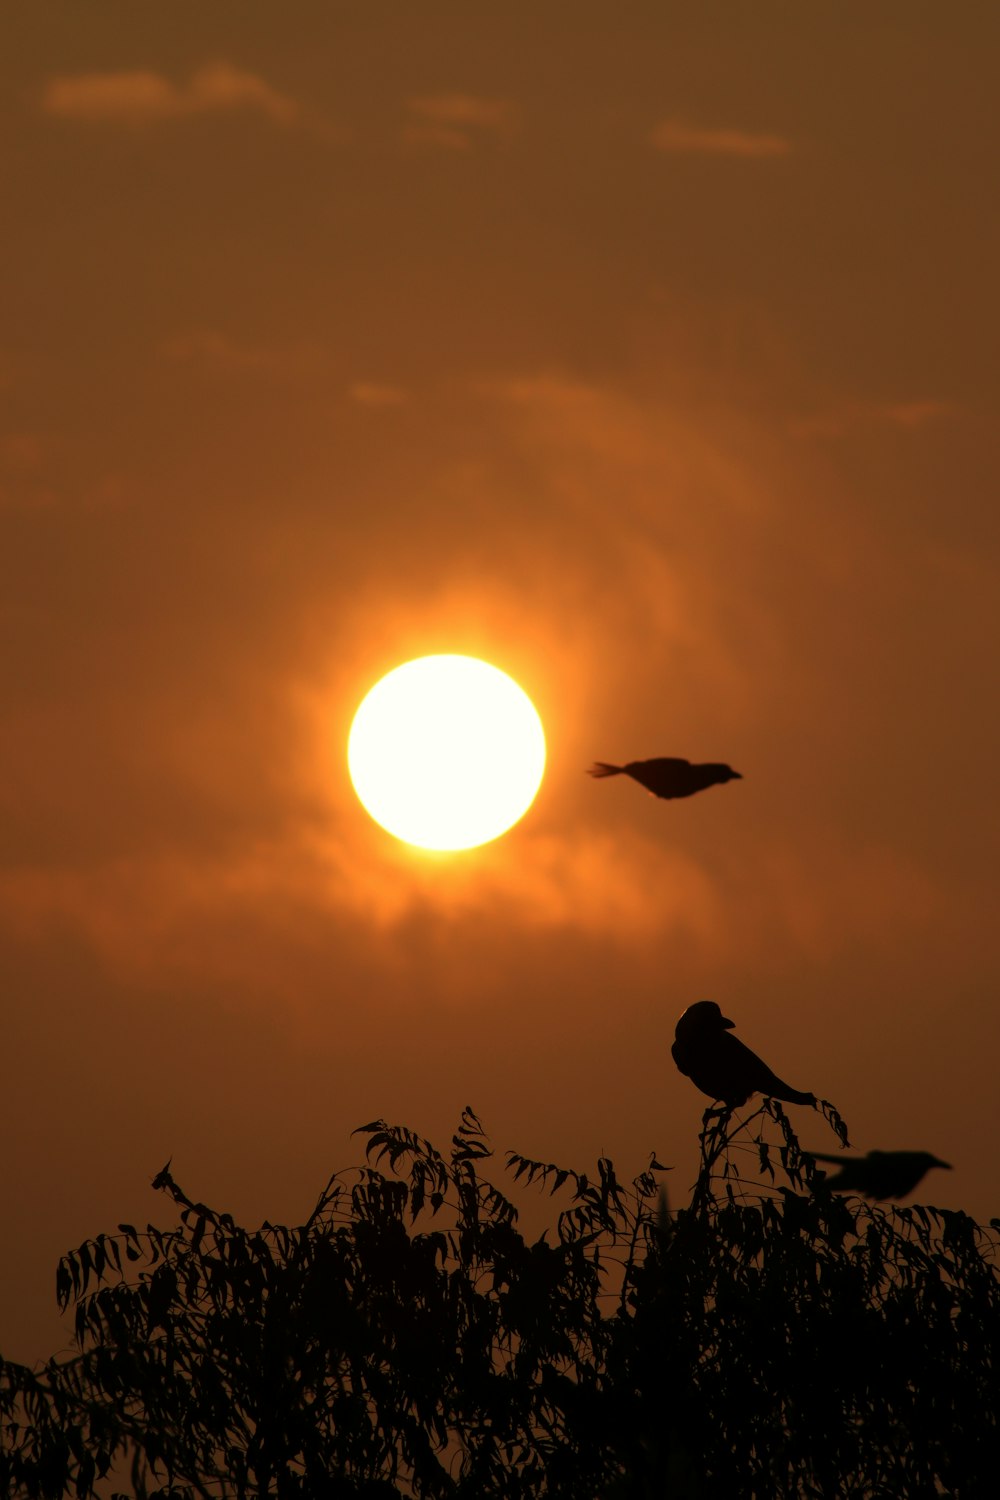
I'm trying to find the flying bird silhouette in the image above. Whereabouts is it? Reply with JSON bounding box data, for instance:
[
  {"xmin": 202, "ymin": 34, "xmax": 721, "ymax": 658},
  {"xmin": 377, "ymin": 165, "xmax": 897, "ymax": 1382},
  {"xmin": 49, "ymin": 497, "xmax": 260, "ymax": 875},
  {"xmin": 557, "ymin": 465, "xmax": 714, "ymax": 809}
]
[
  {"xmin": 588, "ymin": 758, "xmax": 741, "ymax": 800},
  {"xmin": 808, "ymin": 1150, "xmax": 951, "ymax": 1200},
  {"xmin": 671, "ymin": 1000, "xmax": 816, "ymax": 1110}
]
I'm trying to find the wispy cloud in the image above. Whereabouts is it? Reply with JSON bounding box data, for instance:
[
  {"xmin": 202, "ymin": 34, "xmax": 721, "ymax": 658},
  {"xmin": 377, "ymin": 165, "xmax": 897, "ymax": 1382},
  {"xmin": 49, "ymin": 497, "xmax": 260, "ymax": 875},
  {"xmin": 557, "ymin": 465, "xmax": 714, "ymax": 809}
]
[
  {"xmin": 0, "ymin": 432, "xmax": 52, "ymax": 512},
  {"xmin": 159, "ymin": 328, "xmax": 327, "ymax": 377},
  {"xmin": 881, "ymin": 398, "xmax": 953, "ymax": 429},
  {"xmin": 41, "ymin": 63, "xmax": 299, "ymax": 125},
  {"xmin": 0, "ymin": 433, "xmax": 44, "ymax": 472},
  {"xmin": 403, "ymin": 93, "xmax": 514, "ymax": 151},
  {"xmin": 650, "ymin": 119, "xmax": 793, "ymax": 158},
  {"xmin": 791, "ymin": 397, "xmax": 954, "ymax": 439},
  {"xmin": 347, "ymin": 382, "xmax": 409, "ymax": 409}
]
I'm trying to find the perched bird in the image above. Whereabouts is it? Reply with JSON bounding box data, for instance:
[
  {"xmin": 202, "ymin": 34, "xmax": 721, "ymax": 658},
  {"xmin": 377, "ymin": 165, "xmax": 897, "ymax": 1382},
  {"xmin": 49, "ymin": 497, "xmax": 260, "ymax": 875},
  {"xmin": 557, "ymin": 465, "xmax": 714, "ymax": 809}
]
[
  {"xmin": 808, "ymin": 1150, "xmax": 952, "ymax": 1201},
  {"xmin": 588, "ymin": 758, "xmax": 741, "ymax": 801},
  {"xmin": 671, "ymin": 1000, "xmax": 816, "ymax": 1110}
]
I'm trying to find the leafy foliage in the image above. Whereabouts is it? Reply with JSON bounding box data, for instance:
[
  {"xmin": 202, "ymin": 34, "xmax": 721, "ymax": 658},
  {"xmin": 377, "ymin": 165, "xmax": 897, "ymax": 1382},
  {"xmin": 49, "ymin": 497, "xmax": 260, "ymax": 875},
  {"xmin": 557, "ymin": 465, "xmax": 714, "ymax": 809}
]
[{"xmin": 2, "ymin": 1102, "xmax": 998, "ymax": 1497}]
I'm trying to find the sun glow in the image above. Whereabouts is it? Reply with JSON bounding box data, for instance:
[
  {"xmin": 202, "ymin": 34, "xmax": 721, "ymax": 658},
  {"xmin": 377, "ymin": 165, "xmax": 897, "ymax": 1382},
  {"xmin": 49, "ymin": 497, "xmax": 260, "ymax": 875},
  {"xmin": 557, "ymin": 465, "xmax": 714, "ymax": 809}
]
[{"xmin": 348, "ymin": 655, "xmax": 546, "ymax": 851}]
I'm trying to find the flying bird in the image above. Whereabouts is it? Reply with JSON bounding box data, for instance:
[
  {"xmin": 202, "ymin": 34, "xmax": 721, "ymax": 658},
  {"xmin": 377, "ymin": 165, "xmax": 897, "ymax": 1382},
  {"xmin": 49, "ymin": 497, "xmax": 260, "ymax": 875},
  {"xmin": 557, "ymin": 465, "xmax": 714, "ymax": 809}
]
[
  {"xmin": 588, "ymin": 758, "xmax": 742, "ymax": 801},
  {"xmin": 671, "ymin": 1000, "xmax": 816, "ymax": 1110},
  {"xmin": 808, "ymin": 1150, "xmax": 952, "ymax": 1201}
]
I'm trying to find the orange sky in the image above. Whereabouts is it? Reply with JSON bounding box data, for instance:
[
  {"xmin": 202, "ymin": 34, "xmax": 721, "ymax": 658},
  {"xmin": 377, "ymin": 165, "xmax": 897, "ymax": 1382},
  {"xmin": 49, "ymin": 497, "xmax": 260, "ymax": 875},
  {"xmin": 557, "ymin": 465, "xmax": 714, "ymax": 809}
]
[{"xmin": 2, "ymin": 2, "xmax": 999, "ymax": 1362}]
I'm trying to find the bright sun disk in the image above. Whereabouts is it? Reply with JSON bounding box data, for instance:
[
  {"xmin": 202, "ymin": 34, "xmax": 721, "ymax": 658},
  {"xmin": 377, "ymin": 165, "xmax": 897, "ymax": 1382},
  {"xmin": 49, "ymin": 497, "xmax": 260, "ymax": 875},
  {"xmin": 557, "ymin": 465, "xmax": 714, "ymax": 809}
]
[{"xmin": 348, "ymin": 655, "xmax": 546, "ymax": 851}]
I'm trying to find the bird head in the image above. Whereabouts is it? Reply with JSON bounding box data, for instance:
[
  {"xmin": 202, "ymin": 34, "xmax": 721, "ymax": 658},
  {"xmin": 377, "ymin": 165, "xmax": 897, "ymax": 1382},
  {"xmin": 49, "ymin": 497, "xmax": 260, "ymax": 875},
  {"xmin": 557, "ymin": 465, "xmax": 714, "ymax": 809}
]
[{"xmin": 675, "ymin": 1000, "xmax": 736, "ymax": 1037}]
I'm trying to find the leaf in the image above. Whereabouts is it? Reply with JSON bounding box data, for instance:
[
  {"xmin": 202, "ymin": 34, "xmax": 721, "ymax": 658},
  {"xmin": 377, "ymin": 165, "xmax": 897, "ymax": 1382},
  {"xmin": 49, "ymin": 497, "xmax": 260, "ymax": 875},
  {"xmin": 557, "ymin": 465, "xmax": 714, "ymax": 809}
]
[{"xmin": 55, "ymin": 1260, "xmax": 72, "ymax": 1309}]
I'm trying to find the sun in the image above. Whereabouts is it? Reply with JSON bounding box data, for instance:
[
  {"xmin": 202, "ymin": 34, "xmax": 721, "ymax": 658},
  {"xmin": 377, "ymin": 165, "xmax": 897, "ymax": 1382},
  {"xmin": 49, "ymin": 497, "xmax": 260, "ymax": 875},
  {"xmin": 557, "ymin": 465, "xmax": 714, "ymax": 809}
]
[{"xmin": 348, "ymin": 655, "xmax": 546, "ymax": 851}]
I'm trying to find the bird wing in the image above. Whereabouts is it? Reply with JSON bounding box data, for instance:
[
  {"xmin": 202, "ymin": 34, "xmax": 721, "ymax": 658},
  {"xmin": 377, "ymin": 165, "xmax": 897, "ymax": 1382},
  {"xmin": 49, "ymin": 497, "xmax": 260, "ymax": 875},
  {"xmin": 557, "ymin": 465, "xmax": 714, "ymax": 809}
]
[
  {"xmin": 672, "ymin": 1031, "xmax": 754, "ymax": 1108},
  {"xmin": 625, "ymin": 758, "xmax": 741, "ymax": 799},
  {"xmin": 720, "ymin": 1031, "xmax": 815, "ymax": 1107},
  {"xmin": 675, "ymin": 763, "xmax": 739, "ymax": 795},
  {"xmin": 625, "ymin": 760, "xmax": 694, "ymax": 798}
]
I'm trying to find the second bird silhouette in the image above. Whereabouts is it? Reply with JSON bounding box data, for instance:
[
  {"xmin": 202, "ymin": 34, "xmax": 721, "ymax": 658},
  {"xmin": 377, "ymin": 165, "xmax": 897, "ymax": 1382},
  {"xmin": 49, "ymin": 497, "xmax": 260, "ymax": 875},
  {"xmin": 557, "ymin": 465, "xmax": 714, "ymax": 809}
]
[
  {"xmin": 672, "ymin": 1000, "xmax": 816, "ymax": 1110},
  {"xmin": 808, "ymin": 1150, "xmax": 951, "ymax": 1200},
  {"xmin": 589, "ymin": 757, "xmax": 742, "ymax": 800}
]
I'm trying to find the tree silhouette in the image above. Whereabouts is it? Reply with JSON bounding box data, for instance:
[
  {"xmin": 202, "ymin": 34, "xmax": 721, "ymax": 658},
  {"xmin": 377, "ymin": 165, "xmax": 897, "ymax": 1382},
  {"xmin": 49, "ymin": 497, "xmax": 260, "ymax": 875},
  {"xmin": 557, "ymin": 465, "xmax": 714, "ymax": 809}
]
[{"xmin": 2, "ymin": 1102, "xmax": 998, "ymax": 1497}]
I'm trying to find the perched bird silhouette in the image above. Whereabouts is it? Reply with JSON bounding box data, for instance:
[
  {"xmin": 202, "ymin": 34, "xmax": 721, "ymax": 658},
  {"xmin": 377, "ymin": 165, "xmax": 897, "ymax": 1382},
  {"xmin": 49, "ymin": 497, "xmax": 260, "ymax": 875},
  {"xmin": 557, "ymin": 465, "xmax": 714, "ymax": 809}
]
[
  {"xmin": 671, "ymin": 1000, "xmax": 816, "ymax": 1109},
  {"xmin": 808, "ymin": 1150, "xmax": 951, "ymax": 1200},
  {"xmin": 588, "ymin": 757, "xmax": 741, "ymax": 801}
]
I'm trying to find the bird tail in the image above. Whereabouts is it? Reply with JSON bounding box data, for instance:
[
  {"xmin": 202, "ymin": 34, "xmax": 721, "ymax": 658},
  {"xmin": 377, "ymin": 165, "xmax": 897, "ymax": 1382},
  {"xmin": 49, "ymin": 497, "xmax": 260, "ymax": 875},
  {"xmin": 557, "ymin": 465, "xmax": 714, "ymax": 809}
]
[{"xmin": 588, "ymin": 762, "xmax": 624, "ymax": 778}]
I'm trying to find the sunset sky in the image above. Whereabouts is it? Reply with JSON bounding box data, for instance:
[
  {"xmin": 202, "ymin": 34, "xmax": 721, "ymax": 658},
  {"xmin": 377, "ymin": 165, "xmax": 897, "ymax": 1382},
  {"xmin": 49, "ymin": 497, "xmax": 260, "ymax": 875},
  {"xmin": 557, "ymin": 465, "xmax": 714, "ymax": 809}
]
[{"xmin": 3, "ymin": 2, "xmax": 998, "ymax": 1362}]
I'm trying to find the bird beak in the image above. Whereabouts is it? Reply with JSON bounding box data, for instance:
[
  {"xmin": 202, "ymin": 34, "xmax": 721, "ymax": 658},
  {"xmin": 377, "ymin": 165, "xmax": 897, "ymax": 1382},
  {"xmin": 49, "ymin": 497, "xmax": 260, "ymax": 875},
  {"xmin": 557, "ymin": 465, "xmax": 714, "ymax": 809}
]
[{"xmin": 721, "ymin": 1015, "xmax": 735, "ymax": 1029}]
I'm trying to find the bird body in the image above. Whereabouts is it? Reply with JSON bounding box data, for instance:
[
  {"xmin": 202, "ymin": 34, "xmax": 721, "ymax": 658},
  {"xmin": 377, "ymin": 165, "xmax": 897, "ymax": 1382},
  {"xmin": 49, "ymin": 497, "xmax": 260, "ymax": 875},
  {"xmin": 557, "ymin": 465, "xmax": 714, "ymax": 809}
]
[
  {"xmin": 589, "ymin": 758, "xmax": 741, "ymax": 801},
  {"xmin": 671, "ymin": 1000, "xmax": 815, "ymax": 1110},
  {"xmin": 809, "ymin": 1150, "xmax": 951, "ymax": 1200}
]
